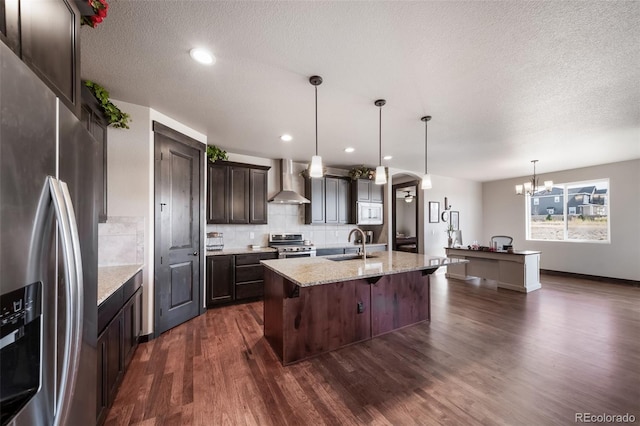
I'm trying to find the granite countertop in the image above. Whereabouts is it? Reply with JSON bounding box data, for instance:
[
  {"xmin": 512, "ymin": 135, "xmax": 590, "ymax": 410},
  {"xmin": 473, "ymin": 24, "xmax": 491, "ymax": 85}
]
[
  {"xmin": 261, "ymin": 251, "xmax": 468, "ymax": 287},
  {"xmin": 206, "ymin": 247, "xmax": 277, "ymax": 256},
  {"xmin": 445, "ymin": 247, "xmax": 541, "ymax": 255},
  {"xmin": 98, "ymin": 264, "xmax": 143, "ymax": 305}
]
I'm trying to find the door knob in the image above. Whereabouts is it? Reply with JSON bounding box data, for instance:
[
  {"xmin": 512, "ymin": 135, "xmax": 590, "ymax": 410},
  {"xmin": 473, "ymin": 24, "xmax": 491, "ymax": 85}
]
[{"xmin": 191, "ymin": 251, "xmax": 199, "ymax": 256}]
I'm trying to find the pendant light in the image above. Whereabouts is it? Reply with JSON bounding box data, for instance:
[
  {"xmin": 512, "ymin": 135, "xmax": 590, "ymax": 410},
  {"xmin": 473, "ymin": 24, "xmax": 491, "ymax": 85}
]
[
  {"xmin": 421, "ymin": 115, "xmax": 432, "ymax": 189},
  {"xmin": 308, "ymin": 75, "xmax": 323, "ymax": 178},
  {"xmin": 375, "ymin": 99, "xmax": 387, "ymax": 185}
]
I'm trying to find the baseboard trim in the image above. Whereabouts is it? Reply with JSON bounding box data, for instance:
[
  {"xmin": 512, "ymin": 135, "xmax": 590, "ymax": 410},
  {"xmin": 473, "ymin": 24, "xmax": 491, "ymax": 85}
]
[{"xmin": 541, "ymin": 269, "xmax": 639, "ymax": 287}]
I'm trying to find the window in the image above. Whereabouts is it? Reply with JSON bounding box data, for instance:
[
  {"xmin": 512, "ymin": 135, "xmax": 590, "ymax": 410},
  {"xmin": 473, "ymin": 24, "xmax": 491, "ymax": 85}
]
[{"xmin": 526, "ymin": 179, "xmax": 609, "ymax": 243}]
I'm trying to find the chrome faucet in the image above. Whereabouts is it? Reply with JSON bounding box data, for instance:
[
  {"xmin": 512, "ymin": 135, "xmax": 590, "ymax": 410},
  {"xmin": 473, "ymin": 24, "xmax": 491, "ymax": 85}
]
[{"xmin": 348, "ymin": 228, "xmax": 367, "ymax": 259}]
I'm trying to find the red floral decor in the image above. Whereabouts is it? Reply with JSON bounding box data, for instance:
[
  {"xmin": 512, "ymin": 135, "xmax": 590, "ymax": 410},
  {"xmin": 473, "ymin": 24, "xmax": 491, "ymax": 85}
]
[{"xmin": 81, "ymin": 0, "xmax": 108, "ymax": 28}]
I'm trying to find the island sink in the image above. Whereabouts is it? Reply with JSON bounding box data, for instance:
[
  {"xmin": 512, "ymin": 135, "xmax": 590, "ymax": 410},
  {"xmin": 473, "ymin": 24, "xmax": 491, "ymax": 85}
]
[{"xmin": 327, "ymin": 253, "xmax": 379, "ymax": 262}]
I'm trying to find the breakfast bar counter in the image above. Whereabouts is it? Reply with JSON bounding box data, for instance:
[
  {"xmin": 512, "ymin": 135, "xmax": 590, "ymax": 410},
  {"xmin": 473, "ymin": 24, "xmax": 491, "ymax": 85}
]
[
  {"xmin": 445, "ymin": 247, "xmax": 542, "ymax": 293},
  {"xmin": 261, "ymin": 252, "xmax": 467, "ymax": 365}
]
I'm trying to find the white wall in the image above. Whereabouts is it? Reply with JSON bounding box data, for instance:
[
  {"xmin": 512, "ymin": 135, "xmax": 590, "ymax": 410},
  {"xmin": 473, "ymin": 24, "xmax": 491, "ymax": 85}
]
[
  {"xmin": 422, "ymin": 175, "xmax": 483, "ymax": 257},
  {"xmin": 388, "ymin": 170, "xmax": 483, "ymax": 259},
  {"xmin": 482, "ymin": 159, "xmax": 640, "ymax": 281},
  {"xmin": 107, "ymin": 100, "xmax": 206, "ymax": 335}
]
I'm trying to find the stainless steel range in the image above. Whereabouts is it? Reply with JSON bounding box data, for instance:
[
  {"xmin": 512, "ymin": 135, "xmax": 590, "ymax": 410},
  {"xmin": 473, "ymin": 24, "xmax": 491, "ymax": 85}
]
[{"xmin": 269, "ymin": 233, "xmax": 316, "ymax": 259}]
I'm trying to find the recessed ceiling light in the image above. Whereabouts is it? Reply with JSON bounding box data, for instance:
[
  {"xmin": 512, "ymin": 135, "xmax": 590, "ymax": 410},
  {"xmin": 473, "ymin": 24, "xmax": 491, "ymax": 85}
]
[
  {"xmin": 280, "ymin": 134, "xmax": 293, "ymax": 142},
  {"xmin": 190, "ymin": 48, "xmax": 215, "ymax": 65},
  {"xmin": 344, "ymin": 147, "xmax": 355, "ymax": 153},
  {"xmin": 383, "ymin": 155, "xmax": 393, "ymax": 160}
]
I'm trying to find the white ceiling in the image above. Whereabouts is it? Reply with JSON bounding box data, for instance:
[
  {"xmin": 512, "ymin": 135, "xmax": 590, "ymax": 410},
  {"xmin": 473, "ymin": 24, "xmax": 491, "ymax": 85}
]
[{"xmin": 80, "ymin": 1, "xmax": 640, "ymax": 182}]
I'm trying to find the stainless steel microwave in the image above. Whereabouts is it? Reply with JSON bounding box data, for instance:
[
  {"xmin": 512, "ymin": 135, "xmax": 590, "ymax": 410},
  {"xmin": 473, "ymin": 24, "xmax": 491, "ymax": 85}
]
[{"xmin": 357, "ymin": 202, "xmax": 383, "ymax": 225}]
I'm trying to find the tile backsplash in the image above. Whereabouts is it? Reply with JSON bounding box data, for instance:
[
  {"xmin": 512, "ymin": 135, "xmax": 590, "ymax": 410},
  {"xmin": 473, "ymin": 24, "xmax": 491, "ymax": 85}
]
[
  {"xmin": 206, "ymin": 204, "xmax": 373, "ymax": 249},
  {"xmin": 98, "ymin": 216, "xmax": 145, "ymax": 266}
]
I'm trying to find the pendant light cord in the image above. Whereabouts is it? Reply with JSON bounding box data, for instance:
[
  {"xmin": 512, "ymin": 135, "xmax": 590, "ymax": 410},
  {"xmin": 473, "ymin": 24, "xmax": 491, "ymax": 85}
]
[
  {"xmin": 315, "ymin": 85, "xmax": 318, "ymax": 156},
  {"xmin": 425, "ymin": 120, "xmax": 428, "ymax": 174},
  {"xmin": 379, "ymin": 106, "xmax": 382, "ymax": 165}
]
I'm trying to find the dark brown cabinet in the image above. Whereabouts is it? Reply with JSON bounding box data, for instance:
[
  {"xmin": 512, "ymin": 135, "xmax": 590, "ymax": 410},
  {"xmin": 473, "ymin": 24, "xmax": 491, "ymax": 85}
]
[
  {"xmin": 206, "ymin": 252, "xmax": 277, "ymax": 307},
  {"xmin": 81, "ymin": 86, "xmax": 108, "ymax": 223},
  {"xmin": 2, "ymin": 0, "xmax": 82, "ymax": 114},
  {"xmin": 305, "ymin": 177, "xmax": 325, "ymax": 224},
  {"xmin": 207, "ymin": 163, "xmax": 228, "ymax": 223},
  {"xmin": 353, "ymin": 178, "xmax": 383, "ymax": 203},
  {"xmin": 97, "ymin": 271, "xmax": 143, "ymax": 425},
  {"xmin": 207, "ymin": 161, "xmax": 270, "ymax": 224},
  {"xmin": 305, "ymin": 176, "xmax": 351, "ymax": 224},
  {"xmin": 250, "ymin": 168, "xmax": 268, "ymax": 224},
  {"xmin": 206, "ymin": 255, "xmax": 234, "ymax": 305},
  {"xmin": 235, "ymin": 252, "xmax": 277, "ymax": 300}
]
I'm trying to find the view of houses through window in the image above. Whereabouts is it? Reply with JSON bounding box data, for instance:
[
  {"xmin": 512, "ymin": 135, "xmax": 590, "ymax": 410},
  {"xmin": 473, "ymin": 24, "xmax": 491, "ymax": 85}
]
[{"xmin": 527, "ymin": 179, "xmax": 609, "ymax": 242}]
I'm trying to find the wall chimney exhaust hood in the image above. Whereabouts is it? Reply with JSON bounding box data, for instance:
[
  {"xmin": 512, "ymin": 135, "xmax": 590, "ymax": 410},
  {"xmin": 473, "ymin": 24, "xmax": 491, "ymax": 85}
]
[{"xmin": 268, "ymin": 159, "xmax": 310, "ymax": 204}]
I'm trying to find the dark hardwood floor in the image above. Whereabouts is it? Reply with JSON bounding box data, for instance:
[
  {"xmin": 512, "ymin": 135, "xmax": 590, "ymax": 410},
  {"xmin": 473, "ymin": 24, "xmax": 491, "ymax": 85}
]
[{"xmin": 105, "ymin": 274, "xmax": 639, "ymax": 425}]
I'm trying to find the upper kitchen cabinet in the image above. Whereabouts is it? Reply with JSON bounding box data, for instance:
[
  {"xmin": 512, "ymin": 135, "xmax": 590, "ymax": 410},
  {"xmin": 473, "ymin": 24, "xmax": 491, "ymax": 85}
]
[
  {"xmin": 353, "ymin": 178, "xmax": 383, "ymax": 203},
  {"xmin": 325, "ymin": 177, "xmax": 350, "ymax": 224},
  {"xmin": 81, "ymin": 84, "xmax": 108, "ymax": 223},
  {"xmin": 11, "ymin": 0, "xmax": 82, "ymax": 115},
  {"xmin": 207, "ymin": 160, "xmax": 270, "ymax": 225},
  {"xmin": 249, "ymin": 168, "xmax": 268, "ymax": 224},
  {"xmin": 305, "ymin": 176, "xmax": 351, "ymax": 225}
]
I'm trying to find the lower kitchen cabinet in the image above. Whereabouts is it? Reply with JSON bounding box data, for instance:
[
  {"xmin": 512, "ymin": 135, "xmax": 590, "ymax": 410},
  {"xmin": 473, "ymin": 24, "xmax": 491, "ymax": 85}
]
[
  {"xmin": 206, "ymin": 252, "xmax": 278, "ymax": 307},
  {"xmin": 206, "ymin": 255, "xmax": 234, "ymax": 305},
  {"xmin": 97, "ymin": 271, "xmax": 143, "ymax": 425}
]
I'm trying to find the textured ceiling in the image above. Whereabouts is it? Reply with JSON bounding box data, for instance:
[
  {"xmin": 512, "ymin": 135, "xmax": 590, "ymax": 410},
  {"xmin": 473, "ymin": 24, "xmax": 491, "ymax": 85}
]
[{"xmin": 80, "ymin": 1, "xmax": 640, "ymax": 182}]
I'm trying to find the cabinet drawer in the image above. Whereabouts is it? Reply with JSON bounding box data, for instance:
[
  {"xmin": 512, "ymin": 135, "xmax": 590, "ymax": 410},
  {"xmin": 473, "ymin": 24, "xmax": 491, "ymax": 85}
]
[
  {"xmin": 235, "ymin": 281, "xmax": 264, "ymax": 299},
  {"xmin": 235, "ymin": 252, "xmax": 276, "ymax": 266},
  {"xmin": 235, "ymin": 265, "xmax": 264, "ymax": 283}
]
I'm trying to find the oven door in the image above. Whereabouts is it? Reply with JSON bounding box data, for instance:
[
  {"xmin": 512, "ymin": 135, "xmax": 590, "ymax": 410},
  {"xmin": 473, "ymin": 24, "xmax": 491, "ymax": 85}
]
[{"xmin": 279, "ymin": 251, "xmax": 316, "ymax": 259}]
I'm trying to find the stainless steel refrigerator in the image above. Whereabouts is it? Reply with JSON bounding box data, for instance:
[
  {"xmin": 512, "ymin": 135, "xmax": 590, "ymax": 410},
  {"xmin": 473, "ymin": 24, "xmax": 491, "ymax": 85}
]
[{"xmin": 1, "ymin": 42, "xmax": 97, "ymax": 425}]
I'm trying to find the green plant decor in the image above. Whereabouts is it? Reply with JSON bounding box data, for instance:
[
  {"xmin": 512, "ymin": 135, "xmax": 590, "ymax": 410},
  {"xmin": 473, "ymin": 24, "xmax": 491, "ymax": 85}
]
[
  {"xmin": 206, "ymin": 145, "xmax": 228, "ymax": 163},
  {"xmin": 84, "ymin": 80, "xmax": 130, "ymax": 129},
  {"xmin": 348, "ymin": 165, "xmax": 375, "ymax": 180}
]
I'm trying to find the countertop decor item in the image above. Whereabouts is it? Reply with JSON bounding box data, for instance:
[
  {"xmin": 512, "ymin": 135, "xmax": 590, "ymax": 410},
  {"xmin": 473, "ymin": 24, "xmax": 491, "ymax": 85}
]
[
  {"xmin": 80, "ymin": 0, "xmax": 109, "ymax": 28},
  {"xmin": 84, "ymin": 80, "xmax": 130, "ymax": 128},
  {"xmin": 206, "ymin": 145, "xmax": 228, "ymax": 162}
]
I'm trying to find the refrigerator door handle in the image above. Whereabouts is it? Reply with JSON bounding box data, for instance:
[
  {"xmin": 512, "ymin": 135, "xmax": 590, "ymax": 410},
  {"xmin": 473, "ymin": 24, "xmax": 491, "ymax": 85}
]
[
  {"xmin": 59, "ymin": 180, "xmax": 84, "ymax": 406},
  {"xmin": 47, "ymin": 177, "xmax": 78, "ymax": 426}
]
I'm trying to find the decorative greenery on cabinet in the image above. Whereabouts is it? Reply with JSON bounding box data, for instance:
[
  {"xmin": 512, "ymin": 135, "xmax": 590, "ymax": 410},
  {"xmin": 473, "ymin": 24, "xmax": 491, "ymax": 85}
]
[
  {"xmin": 348, "ymin": 165, "xmax": 375, "ymax": 180},
  {"xmin": 206, "ymin": 145, "xmax": 229, "ymax": 162},
  {"xmin": 84, "ymin": 80, "xmax": 130, "ymax": 129}
]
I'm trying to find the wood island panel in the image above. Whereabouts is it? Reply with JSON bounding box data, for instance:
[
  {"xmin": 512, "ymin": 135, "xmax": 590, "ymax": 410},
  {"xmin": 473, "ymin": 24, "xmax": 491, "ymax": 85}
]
[
  {"xmin": 264, "ymin": 264, "xmax": 435, "ymax": 365},
  {"xmin": 370, "ymin": 270, "xmax": 430, "ymax": 337},
  {"xmin": 282, "ymin": 278, "xmax": 371, "ymax": 365}
]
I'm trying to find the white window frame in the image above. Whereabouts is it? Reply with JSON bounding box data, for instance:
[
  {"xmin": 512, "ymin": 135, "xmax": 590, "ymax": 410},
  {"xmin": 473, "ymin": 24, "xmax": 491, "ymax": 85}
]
[{"xmin": 526, "ymin": 178, "xmax": 610, "ymax": 244}]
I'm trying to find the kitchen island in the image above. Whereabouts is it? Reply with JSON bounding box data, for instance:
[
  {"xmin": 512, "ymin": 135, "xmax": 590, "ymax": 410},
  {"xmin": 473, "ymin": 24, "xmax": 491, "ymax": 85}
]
[
  {"xmin": 445, "ymin": 247, "xmax": 541, "ymax": 293},
  {"xmin": 261, "ymin": 251, "xmax": 466, "ymax": 365}
]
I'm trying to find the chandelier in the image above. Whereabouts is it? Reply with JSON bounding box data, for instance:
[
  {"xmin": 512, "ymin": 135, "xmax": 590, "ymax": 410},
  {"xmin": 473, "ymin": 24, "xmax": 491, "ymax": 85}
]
[{"xmin": 515, "ymin": 160, "xmax": 553, "ymax": 196}]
